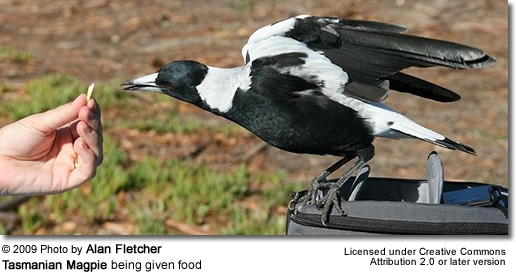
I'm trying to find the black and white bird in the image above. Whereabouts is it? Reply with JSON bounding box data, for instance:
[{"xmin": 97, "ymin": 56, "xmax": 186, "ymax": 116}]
[{"xmin": 122, "ymin": 15, "xmax": 495, "ymax": 223}]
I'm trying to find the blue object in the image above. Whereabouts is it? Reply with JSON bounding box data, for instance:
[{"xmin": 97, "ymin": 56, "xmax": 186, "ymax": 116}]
[{"xmin": 442, "ymin": 185, "xmax": 508, "ymax": 208}]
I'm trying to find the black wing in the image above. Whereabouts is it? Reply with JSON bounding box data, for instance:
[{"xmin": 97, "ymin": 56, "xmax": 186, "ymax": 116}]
[{"xmin": 284, "ymin": 16, "xmax": 496, "ymax": 102}]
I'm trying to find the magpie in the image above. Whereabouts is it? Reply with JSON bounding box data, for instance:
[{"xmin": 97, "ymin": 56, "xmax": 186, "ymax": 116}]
[{"xmin": 122, "ymin": 15, "xmax": 495, "ymax": 223}]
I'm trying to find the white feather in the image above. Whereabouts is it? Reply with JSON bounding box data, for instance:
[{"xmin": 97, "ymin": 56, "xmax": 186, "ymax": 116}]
[
  {"xmin": 242, "ymin": 15, "xmax": 310, "ymax": 61},
  {"xmin": 196, "ymin": 66, "xmax": 251, "ymax": 113},
  {"xmin": 247, "ymin": 35, "xmax": 349, "ymax": 93},
  {"xmin": 321, "ymin": 90, "xmax": 446, "ymax": 141}
]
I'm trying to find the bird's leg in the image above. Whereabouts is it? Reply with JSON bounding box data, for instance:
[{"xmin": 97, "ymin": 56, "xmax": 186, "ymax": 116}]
[
  {"xmin": 315, "ymin": 157, "xmax": 367, "ymax": 225},
  {"xmin": 298, "ymin": 154, "xmax": 355, "ymax": 209}
]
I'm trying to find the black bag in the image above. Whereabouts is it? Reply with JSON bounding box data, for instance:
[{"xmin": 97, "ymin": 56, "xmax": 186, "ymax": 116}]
[{"xmin": 286, "ymin": 152, "xmax": 508, "ymax": 235}]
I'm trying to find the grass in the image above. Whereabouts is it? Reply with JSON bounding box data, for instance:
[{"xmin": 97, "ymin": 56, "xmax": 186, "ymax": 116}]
[
  {"xmin": 0, "ymin": 74, "xmax": 302, "ymax": 235},
  {"xmin": 0, "ymin": 45, "xmax": 33, "ymax": 63},
  {"xmin": 0, "ymin": 74, "xmax": 127, "ymax": 121},
  {"xmin": 229, "ymin": 0, "xmax": 257, "ymax": 12}
]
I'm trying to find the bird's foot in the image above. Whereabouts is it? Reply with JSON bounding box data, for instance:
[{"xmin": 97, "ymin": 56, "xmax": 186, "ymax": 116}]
[
  {"xmin": 295, "ymin": 175, "xmax": 350, "ymax": 225},
  {"xmin": 313, "ymin": 182, "xmax": 347, "ymax": 225},
  {"xmin": 297, "ymin": 172, "xmax": 332, "ymax": 209},
  {"xmin": 297, "ymin": 155, "xmax": 355, "ymax": 209},
  {"xmin": 292, "ymin": 154, "xmax": 368, "ymax": 225}
]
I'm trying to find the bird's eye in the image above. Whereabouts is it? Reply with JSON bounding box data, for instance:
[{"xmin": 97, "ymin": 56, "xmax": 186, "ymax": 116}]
[{"xmin": 165, "ymin": 83, "xmax": 174, "ymax": 90}]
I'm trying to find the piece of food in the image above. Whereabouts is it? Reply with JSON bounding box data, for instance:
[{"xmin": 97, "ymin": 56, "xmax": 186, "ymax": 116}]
[{"xmin": 86, "ymin": 83, "xmax": 95, "ymax": 101}]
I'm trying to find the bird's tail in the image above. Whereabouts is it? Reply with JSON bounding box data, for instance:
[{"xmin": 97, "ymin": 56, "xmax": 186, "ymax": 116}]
[
  {"xmin": 432, "ymin": 137, "xmax": 476, "ymax": 155},
  {"xmin": 388, "ymin": 118, "xmax": 476, "ymax": 155}
]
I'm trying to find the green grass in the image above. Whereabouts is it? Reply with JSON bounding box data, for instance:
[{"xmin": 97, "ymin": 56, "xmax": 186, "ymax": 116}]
[
  {"xmin": 0, "ymin": 74, "xmax": 302, "ymax": 235},
  {"xmin": 229, "ymin": 0, "xmax": 257, "ymax": 12},
  {"xmin": 0, "ymin": 45, "xmax": 33, "ymax": 63},
  {"xmin": 0, "ymin": 74, "xmax": 129, "ymax": 120},
  {"xmin": 126, "ymin": 158, "xmax": 295, "ymax": 235}
]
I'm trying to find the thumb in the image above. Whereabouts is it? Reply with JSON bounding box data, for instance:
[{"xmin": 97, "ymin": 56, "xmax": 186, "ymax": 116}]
[{"xmin": 26, "ymin": 94, "xmax": 87, "ymax": 133}]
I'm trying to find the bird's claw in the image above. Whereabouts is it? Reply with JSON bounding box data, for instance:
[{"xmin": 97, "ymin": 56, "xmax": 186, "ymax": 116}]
[
  {"xmin": 315, "ymin": 184, "xmax": 347, "ymax": 225},
  {"xmin": 296, "ymin": 177, "xmax": 347, "ymax": 225},
  {"xmin": 298, "ymin": 175, "xmax": 330, "ymax": 209}
]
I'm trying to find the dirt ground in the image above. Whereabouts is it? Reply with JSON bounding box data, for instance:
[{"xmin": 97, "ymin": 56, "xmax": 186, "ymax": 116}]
[{"xmin": 0, "ymin": 0, "xmax": 508, "ymax": 186}]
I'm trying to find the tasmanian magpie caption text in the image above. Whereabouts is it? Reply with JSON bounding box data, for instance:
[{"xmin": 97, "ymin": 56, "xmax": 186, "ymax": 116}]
[
  {"xmin": 1, "ymin": 244, "xmax": 201, "ymax": 271},
  {"xmin": 344, "ymin": 246, "xmax": 506, "ymax": 267}
]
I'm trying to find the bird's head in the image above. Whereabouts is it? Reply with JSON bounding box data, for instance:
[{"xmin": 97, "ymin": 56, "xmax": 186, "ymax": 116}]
[{"xmin": 122, "ymin": 60, "xmax": 208, "ymax": 105}]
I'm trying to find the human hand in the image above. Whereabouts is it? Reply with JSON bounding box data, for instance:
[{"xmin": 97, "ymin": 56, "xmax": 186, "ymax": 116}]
[{"xmin": 0, "ymin": 94, "xmax": 103, "ymax": 195}]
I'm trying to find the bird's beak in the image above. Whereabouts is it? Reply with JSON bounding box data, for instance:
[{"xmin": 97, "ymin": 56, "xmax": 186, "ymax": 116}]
[{"xmin": 121, "ymin": 73, "xmax": 161, "ymax": 92}]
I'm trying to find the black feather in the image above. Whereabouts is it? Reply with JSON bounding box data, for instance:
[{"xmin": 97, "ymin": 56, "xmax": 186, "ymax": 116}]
[
  {"xmin": 389, "ymin": 72, "xmax": 461, "ymax": 102},
  {"xmin": 285, "ymin": 16, "xmax": 495, "ymax": 103}
]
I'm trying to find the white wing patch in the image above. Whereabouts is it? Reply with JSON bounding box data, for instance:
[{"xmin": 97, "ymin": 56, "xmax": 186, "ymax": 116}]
[
  {"xmin": 248, "ymin": 36, "xmax": 349, "ymax": 93},
  {"xmin": 242, "ymin": 15, "xmax": 310, "ymax": 61},
  {"xmin": 242, "ymin": 15, "xmax": 348, "ymax": 94}
]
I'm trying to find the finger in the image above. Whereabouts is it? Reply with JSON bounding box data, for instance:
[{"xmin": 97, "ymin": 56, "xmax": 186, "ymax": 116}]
[
  {"xmin": 79, "ymin": 100, "xmax": 102, "ymax": 134},
  {"xmin": 69, "ymin": 120, "xmax": 80, "ymax": 141},
  {"xmin": 26, "ymin": 95, "xmax": 86, "ymax": 133},
  {"xmin": 77, "ymin": 99, "xmax": 103, "ymax": 160},
  {"xmin": 87, "ymin": 98, "xmax": 101, "ymax": 116},
  {"xmin": 76, "ymin": 120, "xmax": 103, "ymax": 165},
  {"xmin": 69, "ymin": 138, "xmax": 97, "ymax": 186}
]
